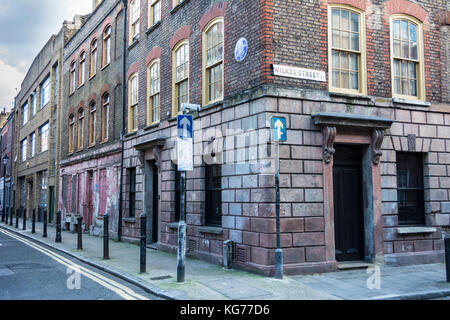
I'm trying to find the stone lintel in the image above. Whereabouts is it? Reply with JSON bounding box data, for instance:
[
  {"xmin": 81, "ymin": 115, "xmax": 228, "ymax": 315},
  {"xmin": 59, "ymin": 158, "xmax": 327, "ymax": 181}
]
[{"xmin": 312, "ymin": 112, "xmax": 394, "ymax": 130}]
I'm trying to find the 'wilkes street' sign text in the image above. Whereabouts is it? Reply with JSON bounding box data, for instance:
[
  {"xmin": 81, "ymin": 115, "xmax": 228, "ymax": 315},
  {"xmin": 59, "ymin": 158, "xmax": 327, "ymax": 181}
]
[{"xmin": 272, "ymin": 64, "xmax": 326, "ymax": 82}]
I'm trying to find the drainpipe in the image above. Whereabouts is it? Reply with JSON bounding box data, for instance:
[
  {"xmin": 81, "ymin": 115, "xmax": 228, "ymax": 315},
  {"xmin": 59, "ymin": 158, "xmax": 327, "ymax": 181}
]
[{"xmin": 117, "ymin": 0, "xmax": 128, "ymax": 241}]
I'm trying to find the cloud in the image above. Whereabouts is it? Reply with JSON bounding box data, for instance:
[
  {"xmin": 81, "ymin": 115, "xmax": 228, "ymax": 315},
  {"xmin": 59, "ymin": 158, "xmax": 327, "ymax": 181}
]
[
  {"xmin": 0, "ymin": 0, "xmax": 92, "ymax": 111},
  {"xmin": 0, "ymin": 59, "xmax": 25, "ymax": 110}
]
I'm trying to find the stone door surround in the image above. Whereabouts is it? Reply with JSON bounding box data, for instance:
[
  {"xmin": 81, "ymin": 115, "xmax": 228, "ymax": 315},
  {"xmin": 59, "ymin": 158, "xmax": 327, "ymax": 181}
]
[{"xmin": 312, "ymin": 112, "xmax": 394, "ymax": 265}]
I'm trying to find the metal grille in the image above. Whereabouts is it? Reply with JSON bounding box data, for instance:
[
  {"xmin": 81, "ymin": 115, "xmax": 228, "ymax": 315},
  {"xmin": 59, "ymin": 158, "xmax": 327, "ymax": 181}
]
[
  {"xmin": 188, "ymin": 239, "xmax": 196, "ymax": 253},
  {"xmin": 235, "ymin": 246, "xmax": 247, "ymax": 263}
]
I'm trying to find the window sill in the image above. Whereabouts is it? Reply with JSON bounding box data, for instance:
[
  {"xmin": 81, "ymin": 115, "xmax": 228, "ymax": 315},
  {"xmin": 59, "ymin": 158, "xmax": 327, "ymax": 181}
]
[
  {"xmin": 146, "ymin": 21, "xmax": 161, "ymax": 35},
  {"xmin": 100, "ymin": 139, "xmax": 109, "ymax": 145},
  {"xmin": 170, "ymin": 0, "xmax": 190, "ymax": 14},
  {"xmin": 127, "ymin": 39, "xmax": 139, "ymax": 51},
  {"xmin": 124, "ymin": 131, "xmax": 137, "ymax": 138},
  {"xmin": 123, "ymin": 217, "xmax": 136, "ymax": 224},
  {"xmin": 329, "ymin": 91, "xmax": 372, "ymax": 101},
  {"xmin": 78, "ymin": 83, "xmax": 85, "ymax": 89},
  {"xmin": 201, "ymin": 100, "xmax": 223, "ymax": 112},
  {"xmin": 392, "ymin": 98, "xmax": 430, "ymax": 108},
  {"xmin": 397, "ymin": 227, "xmax": 437, "ymax": 235},
  {"xmin": 198, "ymin": 226, "xmax": 223, "ymax": 235},
  {"xmin": 167, "ymin": 222, "xmax": 179, "ymax": 229},
  {"xmin": 88, "ymin": 144, "xmax": 96, "ymax": 149},
  {"xmin": 101, "ymin": 64, "xmax": 110, "ymax": 71},
  {"xmin": 143, "ymin": 122, "xmax": 160, "ymax": 131},
  {"xmin": 89, "ymin": 74, "xmax": 96, "ymax": 81}
]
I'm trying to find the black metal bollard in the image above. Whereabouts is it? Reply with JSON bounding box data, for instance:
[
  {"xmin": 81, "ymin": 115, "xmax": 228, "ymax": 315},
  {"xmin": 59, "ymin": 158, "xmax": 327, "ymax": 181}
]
[
  {"xmin": 140, "ymin": 213, "xmax": 147, "ymax": 273},
  {"xmin": 15, "ymin": 209, "xmax": 19, "ymax": 228},
  {"xmin": 43, "ymin": 209, "xmax": 48, "ymax": 238},
  {"xmin": 6, "ymin": 208, "xmax": 10, "ymax": 225},
  {"xmin": 55, "ymin": 211, "xmax": 62, "ymax": 243},
  {"xmin": 1, "ymin": 207, "xmax": 4, "ymax": 223},
  {"xmin": 77, "ymin": 216, "xmax": 83, "ymax": 250},
  {"xmin": 103, "ymin": 213, "xmax": 109, "ymax": 260},
  {"xmin": 9, "ymin": 208, "xmax": 13, "ymax": 226},
  {"xmin": 22, "ymin": 208, "xmax": 26, "ymax": 230},
  {"xmin": 32, "ymin": 209, "xmax": 36, "ymax": 234},
  {"xmin": 4, "ymin": 207, "xmax": 7, "ymax": 224},
  {"xmin": 445, "ymin": 236, "xmax": 450, "ymax": 282}
]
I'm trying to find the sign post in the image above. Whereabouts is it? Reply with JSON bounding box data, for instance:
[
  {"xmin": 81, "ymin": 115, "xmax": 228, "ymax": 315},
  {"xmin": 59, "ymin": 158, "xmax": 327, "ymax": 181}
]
[
  {"xmin": 176, "ymin": 112, "xmax": 193, "ymax": 283},
  {"xmin": 272, "ymin": 117, "xmax": 286, "ymax": 279}
]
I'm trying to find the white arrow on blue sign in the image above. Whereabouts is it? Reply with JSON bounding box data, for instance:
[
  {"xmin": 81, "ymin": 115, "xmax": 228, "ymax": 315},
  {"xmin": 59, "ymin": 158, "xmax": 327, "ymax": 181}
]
[
  {"xmin": 177, "ymin": 114, "xmax": 193, "ymax": 139},
  {"xmin": 272, "ymin": 117, "xmax": 286, "ymax": 142}
]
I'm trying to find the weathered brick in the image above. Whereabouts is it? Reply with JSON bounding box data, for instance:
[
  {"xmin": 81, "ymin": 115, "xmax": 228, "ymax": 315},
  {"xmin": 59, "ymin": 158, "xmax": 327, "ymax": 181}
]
[
  {"xmin": 305, "ymin": 247, "xmax": 325, "ymax": 262},
  {"xmin": 304, "ymin": 217, "xmax": 325, "ymax": 232},
  {"xmin": 293, "ymin": 232, "xmax": 325, "ymax": 246}
]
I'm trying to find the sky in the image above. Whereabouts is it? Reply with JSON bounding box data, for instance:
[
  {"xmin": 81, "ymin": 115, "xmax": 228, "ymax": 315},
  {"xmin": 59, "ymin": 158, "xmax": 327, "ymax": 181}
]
[{"xmin": 0, "ymin": 0, "xmax": 93, "ymax": 111}]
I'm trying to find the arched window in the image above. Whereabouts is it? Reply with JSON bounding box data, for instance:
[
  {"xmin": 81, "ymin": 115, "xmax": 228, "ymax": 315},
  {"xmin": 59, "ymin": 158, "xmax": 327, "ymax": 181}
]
[
  {"xmin": 77, "ymin": 109, "xmax": 85, "ymax": 150},
  {"xmin": 328, "ymin": 5, "xmax": 366, "ymax": 95},
  {"xmin": 130, "ymin": 0, "xmax": 140, "ymax": 43},
  {"xmin": 89, "ymin": 101, "xmax": 96, "ymax": 146},
  {"xmin": 79, "ymin": 51, "xmax": 86, "ymax": 86},
  {"xmin": 70, "ymin": 61, "xmax": 76, "ymax": 93},
  {"xmin": 128, "ymin": 74, "xmax": 139, "ymax": 132},
  {"xmin": 103, "ymin": 26, "xmax": 111, "ymax": 66},
  {"xmin": 147, "ymin": 59, "xmax": 160, "ymax": 124},
  {"xmin": 90, "ymin": 39, "xmax": 98, "ymax": 77},
  {"xmin": 203, "ymin": 18, "xmax": 224, "ymax": 105},
  {"xmin": 68, "ymin": 115, "xmax": 75, "ymax": 154},
  {"xmin": 172, "ymin": 41, "xmax": 189, "ymax": 115},
  {"xmin": 101, "ymin": 93, "xmax": 110, "ymax": 141},
  {"xmin": 390, "ymin": 15, "xmax": 424, "ymax": 100}
]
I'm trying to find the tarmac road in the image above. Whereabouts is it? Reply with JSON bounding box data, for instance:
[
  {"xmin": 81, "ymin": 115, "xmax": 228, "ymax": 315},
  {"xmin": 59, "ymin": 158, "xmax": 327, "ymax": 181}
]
[{"xmin": 0, "ymin": 229, "xmax": 161, "ymax": 300}]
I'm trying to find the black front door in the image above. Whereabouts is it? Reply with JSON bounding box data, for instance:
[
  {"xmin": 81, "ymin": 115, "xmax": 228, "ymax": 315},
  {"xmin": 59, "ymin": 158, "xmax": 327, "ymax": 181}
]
[
  {"xmin": 151, "ymin": 163, "xmax": 159, "ymax": 243},
  {"xmin": 333, "ymin": 145, "xmax": 364, "ymax": 262}
]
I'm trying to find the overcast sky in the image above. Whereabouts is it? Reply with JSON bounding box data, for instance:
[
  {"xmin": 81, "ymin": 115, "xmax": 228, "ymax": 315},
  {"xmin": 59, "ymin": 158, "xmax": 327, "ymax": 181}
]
[{"xmin": 0, "ymin": 0, "xmax": 93, "ymax": 111}]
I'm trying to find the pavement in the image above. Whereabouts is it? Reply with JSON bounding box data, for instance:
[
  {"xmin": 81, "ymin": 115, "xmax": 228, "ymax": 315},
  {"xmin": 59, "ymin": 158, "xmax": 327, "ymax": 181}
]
[{"xmin": 1, "ymin": 217, "xmax": 450, "ymax": 300}]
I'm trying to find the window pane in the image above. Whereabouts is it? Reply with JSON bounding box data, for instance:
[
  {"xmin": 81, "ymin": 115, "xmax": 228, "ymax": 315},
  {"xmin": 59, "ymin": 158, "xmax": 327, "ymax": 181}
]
[
  {"xmin": 341, "ymin": 31, "xmax": 349, "ymax": 49},
  {"xmin": 401, "ymin": 41, "xmax": 409, "ymax": 58},
  {"xmin": 341, "ymin": 52, "xmax": 349, "ymax": 70},
  {"xmin": 393, "ymin": 20, "xmax": 400, "ymax": 39},
  {"xmin": 332, "ymin": 70, "xmax": 339, "ymax": 87},
  {"xmin": 393, "ymin": 40, "xmax": 400, "ymax": 57},
  {"xmin": 341, "ymin": 71, "xmax": 349, "ymax": 88},
  {"xmin": 409, "ymin": 23, "xmax": 417, "ymax": 42},
  {"xmin": 410, "ymin": 80, "xmax": 417, "ymax": 96},
  {"xmin": 349, "ymin": 53, "xmax": 358, "ymax": 71},
  {"xmin": 400, "ymin": 20, "xmax": 408, "ymax": 40},
  {"xmin": 332, "ymin": 9, "xmax": 340, "ymax": 29},
  {"xmin": 332, "ymin": 29, "xmax": 340, "ymax": 48},
  {"xmin": 341, "ymin": 10, "xmax": 349, "ymax": 30},
  {"xmin": 409, "ymin": 62, "xmax": 416, "ymax": 79},
  {"xmin": 393, "ymin": 59, "xmax": 400, "ymax": 77},
  {"xmin": 394, "ymin": 77, "xmax": 400, "ymax": 94},
  {"xmin": 350, "ymin": 72, "xmax": 358, "ymax": 90},
  {"xmin": 332, "ymin": 50, "xmax": 339, "ymax": 68},
  {"xmin": 351, "ymin": 32, "xmax": 359, "ymax": 51},
  {"xmin": 350, "ymin": 12, "xmax": 359, "ymax": 32},
  {"xmin": 410, "ymin": 42, "xmax": 417, "ymax": 60}
]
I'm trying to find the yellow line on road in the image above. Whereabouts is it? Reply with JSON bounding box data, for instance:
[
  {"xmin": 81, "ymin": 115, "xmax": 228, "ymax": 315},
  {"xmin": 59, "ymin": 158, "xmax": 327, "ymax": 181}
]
[{"xmin": 0, "ymin": 228, "xmax": 149, "ymax": 300}]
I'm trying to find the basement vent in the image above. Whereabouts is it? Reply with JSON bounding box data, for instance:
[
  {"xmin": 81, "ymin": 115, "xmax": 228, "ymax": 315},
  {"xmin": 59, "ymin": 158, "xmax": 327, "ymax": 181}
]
[
  {"xmin": 188, "ymin": 239, "xmax": 197, "ymax": 253},
  {"xmin": 234, "ymin": 245, "xmax": 248, "ymax": 263}
]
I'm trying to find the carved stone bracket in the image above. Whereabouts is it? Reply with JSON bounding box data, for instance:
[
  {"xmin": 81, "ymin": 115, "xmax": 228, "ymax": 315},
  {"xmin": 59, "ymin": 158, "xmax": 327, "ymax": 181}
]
[
  {"xmin": 133, "ymin": 136, "xmax": 167, "ymax": 172},
  {"xmin": 323, "ymin": 126, "xmax": 337, "ymax": 164},
  {"xmin": 153, "ymin": 145, "xmax": 163, "ymax": 172},
  {"xmin": 372, "ymin": 129, "xmax": 384, "ymax": 165}
]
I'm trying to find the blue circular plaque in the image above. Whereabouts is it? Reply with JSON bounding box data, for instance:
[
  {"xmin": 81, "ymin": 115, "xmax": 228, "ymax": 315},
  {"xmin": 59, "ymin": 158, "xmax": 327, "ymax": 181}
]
[{"xmin": 234, "ymin": 37, "xmax": 248, "ymax": 62}]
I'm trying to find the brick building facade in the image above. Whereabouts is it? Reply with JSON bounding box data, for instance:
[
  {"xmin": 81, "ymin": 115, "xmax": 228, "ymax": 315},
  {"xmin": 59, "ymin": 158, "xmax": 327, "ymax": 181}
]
[
  {"xmin": 118, "ymin": 0, "xmax": 450, "ymax": 276},
  {"xmin": 13, "ymin": 18, "xmax": 84, "ymax": 225},
  {"xmin": 58, "ymin": 0, "xmax": 125, "ymax": 236},
  {"xmin": 0, "ymin": 112, "xmax": 14, "ymax": 219}
]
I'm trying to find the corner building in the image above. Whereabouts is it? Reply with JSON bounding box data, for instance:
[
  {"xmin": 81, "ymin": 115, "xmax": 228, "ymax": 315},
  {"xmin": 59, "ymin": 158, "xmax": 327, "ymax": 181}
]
[
  {"xmin": 121, "ymin": 0, "xmax": 450, "ymax": 275},
  {"xmin": 59, "ymin": 0, "xmax": 125, "ymax": 236}
]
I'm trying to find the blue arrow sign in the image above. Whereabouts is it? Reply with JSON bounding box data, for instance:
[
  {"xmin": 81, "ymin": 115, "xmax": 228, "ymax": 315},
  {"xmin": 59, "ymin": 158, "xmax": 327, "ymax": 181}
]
[
  {"xmin": 272, "ymin": 117, "xmax": 286, "ymax": 142},
  {"xmin": 177, "ymin": 115, "xmax": 193, "ymax": 139}
]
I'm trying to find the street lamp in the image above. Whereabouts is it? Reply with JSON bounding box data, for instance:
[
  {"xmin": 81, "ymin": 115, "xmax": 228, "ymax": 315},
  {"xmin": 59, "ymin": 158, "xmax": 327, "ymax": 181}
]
[{"xmin": 2, "ymin": 154, "xmax": 9, "ymax": 223}]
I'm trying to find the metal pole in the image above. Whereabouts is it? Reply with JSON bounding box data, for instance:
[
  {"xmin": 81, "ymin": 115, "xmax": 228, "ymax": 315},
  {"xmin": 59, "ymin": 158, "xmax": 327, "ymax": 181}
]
[
  {"xmin": 445, "ymin": 236, "xmax": 450, "ymax": 282},
  {"xmin": 103, "ymin": 213, "xmax": 109, "ymax": 260},
  {"xmin": 15, "ymin": 208, "xmax": 19, "ymax": 228},
  {"xmin": 274, "ymin": 141, "xmax": 283, "ymax": 279},
  {"xmin": 77, "ymin": 216, "xmax": 83, "ymax": 250},
  {"xmin": 177, "ymin": 170, "xmax": 186, "ymax": 283},
  {"xmin": 22, "ymin": 208, "xmax": 26, "ymax": 230},
  {"xmin": 32, "ymin": 209, "xmax": 36, "ymax": 234},
  {"xmin": 43, "ymin": 209, "xmax": 47, "ymax": 238},
  {"xmin": 140, "ymin": 213, "xmax": 146, "ymax": 273},
  {"xmin": 1, "ymin": 164, "xmax": 5, "ymax": 223},
  {"xmin": 55, "ymin": 210, "xmax": 62, "ymax": 243}
]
